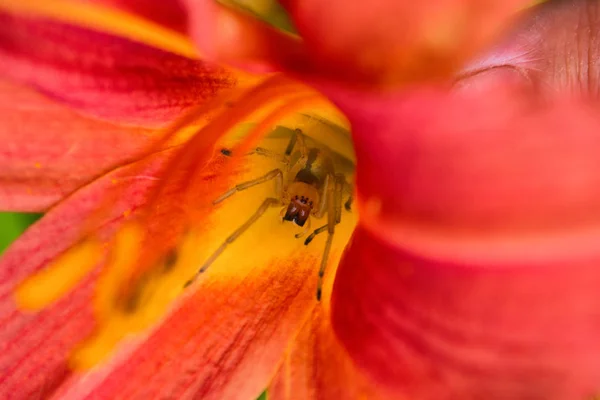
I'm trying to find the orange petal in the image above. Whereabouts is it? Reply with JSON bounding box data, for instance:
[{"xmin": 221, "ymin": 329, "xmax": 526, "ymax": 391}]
[
  {"xmin": 4, "ymin": 71, "xmax": 354, "ymax": 399},
  {"xmin": 52, "ymin": 83, "xmax": 354, "ymax": 399},
  {"xmin": 0, "ymin": 10, "xmax": 236, "ymax": 127},
  {"xmin": 0, "ymin": 149, "xmax": 175, "ymax": 399},
  {"xmin": 268, "ymin": 307, "xmax": 385, "ymax": 400},
  {"xmin": 53, "ymin": 255, "xmax": 321, "ymax": 400},
  {"xmin": 0, "ymin": 80, "xmax": 159, "ymax": 212}
]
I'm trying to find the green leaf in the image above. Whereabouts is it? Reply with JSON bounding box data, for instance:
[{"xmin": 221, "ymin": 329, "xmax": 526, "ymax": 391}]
[
  {"xmin": 0, "ymin": 212, "xmax": 42, "ymax": 254},
  {"xmin": 257, "ymin": 390, "xmax": 267, "ymax": 400},
  {"xmin": 218, "ymin": 0, "xmax": 297, "ymax": 34}
]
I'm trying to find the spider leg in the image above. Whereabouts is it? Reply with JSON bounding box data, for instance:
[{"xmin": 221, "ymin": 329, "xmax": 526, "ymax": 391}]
[
  {"xmin": 294, "ymin": 215, "xmax": 312, "ymax": 238},
  {"xmin": 303, "ymin": 223, "xmax": 326, "ymax": 245},
  {"xmin": 343, "ymin": 180, "xmax": 354, "ymax": 211},
  {"xmin": 184, "ymin": 197, "xmax": 280, "ymax": 287},
  {"xmin": 314, "ymin": 174, "xmax": 331, "ymax": 219},
  {"xmin": 315, "ymin": 173, "xmax": 345, "ymax": 300},
  {"xmin": 213, "ymin": 168, "xmax": 284, "ymax": 204},
  {"xmin": 221, "ymin": 147, "xmax": 289, "ymax": 165},
  {"xmin": 305, "ymin": 174, "xmax": 349, "ymax": 244},
  {"xmin": 289, "ymin": 128, "xmax": 308, "ymax": 157},
  {"xmin": 219, "ymin": 127, "xmax": 306, "ymax": 165},
  {"xmin": 344, "ymin": 194, "xmax": 353, "ymax": 212}
]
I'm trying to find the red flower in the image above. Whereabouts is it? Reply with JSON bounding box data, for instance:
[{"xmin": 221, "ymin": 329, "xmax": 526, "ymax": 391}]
[{"xmin": 2, "ymin": 0, "xmax": 599, "ymax": 399}]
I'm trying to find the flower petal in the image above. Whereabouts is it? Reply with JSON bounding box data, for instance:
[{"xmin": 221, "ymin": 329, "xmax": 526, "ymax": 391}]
[
  {"xmin": 330, "ymin": 87, "xmax": 600, "ymax": 398},
  {"xmin": 184, "ymin": 0, "xmax": 532, "ymax": 88},
  {"xmin": 268, "ymin": 307, "xmax": 384, "ymax": 400},
  {"xmin": 0, "ymin": 150, "xmax": 174, "ymax": 399},
  {"xmin": 0, "ymin": 10, "xmax": 236, "ymax": 127},
  {"xmin": 0, "ymin": 80, "xmax": 160, "ymax": 212},
  {"xmin": 458, "ymin": 0, "xmax": 600, "ymax": 99},
  {"xmin": 1, "ymin": 0, "xmax": 197, "ymax": 58},
  {"xmin": 49, "ymin": 139, "xmax": 357, "ymax": 400},
  {"xmin": 76, "ymin": 0, "xmax": 189, "ymax": 34},
  {"xmin": 182, "ymin": 0, "xmax": 306, "ymax": 74},
  {"xmin": 284, "ymin": 0, "xmax": 536, "ymax": 87},
  {"xmin": 54, "ymin": 255, "xmax": 320, "ymax": 400}
]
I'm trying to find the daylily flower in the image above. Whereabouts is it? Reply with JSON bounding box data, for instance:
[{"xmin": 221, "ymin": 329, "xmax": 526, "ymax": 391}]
[{"xmin": 1, "ymin": 0, "xmax": 599, "ymax": 399}]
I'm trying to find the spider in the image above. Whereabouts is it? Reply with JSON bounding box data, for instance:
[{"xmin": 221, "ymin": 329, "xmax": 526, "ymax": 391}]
[{"xmin": 184, "ymin": 128, "xmax": 353, "ymax": 300}]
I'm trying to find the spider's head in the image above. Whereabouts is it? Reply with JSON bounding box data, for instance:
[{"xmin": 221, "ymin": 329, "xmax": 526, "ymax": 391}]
[{"xmin": 283, "ymin": 195, "xmax": 313, "ymax": 227}]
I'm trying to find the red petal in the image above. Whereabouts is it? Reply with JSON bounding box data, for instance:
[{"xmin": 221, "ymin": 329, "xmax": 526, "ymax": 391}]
[
  {"xmin": 0, "ymin": 10, "xmax": 236, "ymax": 127},
  {"xmin": 182, "ymin": 0, "xmax": 307, "ymax": 74},
  {"xmin": 0, "ymin": 80, "xmax": 160, "ymax": 212},
  {"xmin": 285, "ymin": 0, "xmax": 534, "ymax": 87},
  {"xmin": 0, "ymin": 150, "xmax": 174, "ymax": 399},
  {"xmin": 330, "ymin": 87, "xmax": 600, "ymax": 398},
  {"xmin": 183, "ymin": 0, "xmax": 532, "ymax": 88},
  {"xmin": 76, "ymin": 0, "xmax": 188, "ymax": 34},
  {"xmin": 268, "ymin": 307, "xmax": 385, "ymax": 400}
]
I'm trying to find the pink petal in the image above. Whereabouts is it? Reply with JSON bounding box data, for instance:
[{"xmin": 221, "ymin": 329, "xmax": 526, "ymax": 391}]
[
  {"xmin": 330, "ymin": 86, "xmax": 600, "ymax": 398},
  {"xmin": 183, "ymin": 0, "xmax": 532, "ymax": 88},
  {"xmin": 0, "ymin": 10, "xmax": 236, "ymax": 127},
  {"xmin": 458, "ymin": 0, "xmax": 600, "ymax": 99},
  {"xmin": 182, "ymin": 0, "xmax": 306, "ymax": 74},
  {"xmin": 0, "ymin": 149, "xmax": 175, "ymax": 399},
  {"xmin": 76, "ymin": 0, "xmax": 188, "ymax": 33},
  {"xmin": 0, "ymin": 80, "xmax": 160, "ymax": 212}
]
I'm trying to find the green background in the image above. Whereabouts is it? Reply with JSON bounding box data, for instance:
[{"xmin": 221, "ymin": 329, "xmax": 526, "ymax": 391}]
[{"xmin": 0, "ymin": 212, "xmax": 40, "ymax": 254}]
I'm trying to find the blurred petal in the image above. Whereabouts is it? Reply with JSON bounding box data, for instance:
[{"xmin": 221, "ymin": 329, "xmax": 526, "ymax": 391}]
[
  {"xmin": 0, "ymin": 10, "xmax": 236, "ymax": 127},
  {"xmin": 458, "ymin": 0, "xmax": 600, "ymax": 99},
  {"xmin": 268, "ymin": 307, "xmax": 384, "ymax": 400},
  {"xmin": 0, "ymin": 80, "xmax": 159, "ymax": 212},
  {"xmin": 0, "ymin": 0, "xmax": 197, "ymax": 58},
  {"xmin": 283, "ymin": 0, "xmax": 534, "ymax": 87},
  {"xmin": 76, "ymin": 0, "xmax": 189, "ymax": 34},
  {"xmin": 330, "ymin": 87, "xmax": 600, "ymax": 398},
  {"xmin": 184, "ymin": 0, "xmax": 533, "ymax": 88},
  {"xmin": 183, "ymin": 0, "xmax": 306, "ymax": 74},
  {"xmin": 0, "ymin": 150, "xmax": 174, "ymax": 399}
]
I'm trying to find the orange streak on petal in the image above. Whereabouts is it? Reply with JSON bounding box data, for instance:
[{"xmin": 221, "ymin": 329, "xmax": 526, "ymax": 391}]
[
  {"xmin": 14, "ymin": 239, "xmax": 103, "ymax": 311},
  {"xmin": 0, "ymin": 150, "xmax": 174, "ymax": 399},
  {"xmin": 55, "ymin": 254, "xmax": 322, "ymax": 400}
]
